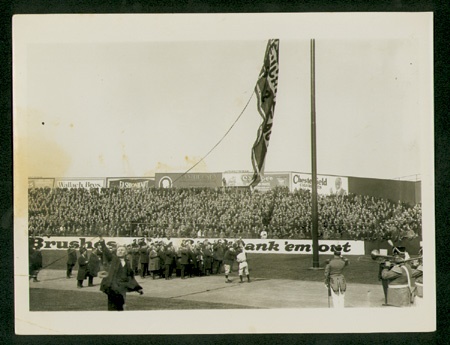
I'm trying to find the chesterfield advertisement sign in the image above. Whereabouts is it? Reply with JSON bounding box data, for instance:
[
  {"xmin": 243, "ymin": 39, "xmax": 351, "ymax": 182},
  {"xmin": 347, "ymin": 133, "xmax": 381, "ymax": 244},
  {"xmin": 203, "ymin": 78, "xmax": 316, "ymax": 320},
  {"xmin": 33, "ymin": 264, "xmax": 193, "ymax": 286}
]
[
  {"xmin": 291, "ymin": 173, "xmax": 349, "ymax": 196},
  {"xmin": 29, "ymin": 236, "xmax": 365, "ymax": 255}
]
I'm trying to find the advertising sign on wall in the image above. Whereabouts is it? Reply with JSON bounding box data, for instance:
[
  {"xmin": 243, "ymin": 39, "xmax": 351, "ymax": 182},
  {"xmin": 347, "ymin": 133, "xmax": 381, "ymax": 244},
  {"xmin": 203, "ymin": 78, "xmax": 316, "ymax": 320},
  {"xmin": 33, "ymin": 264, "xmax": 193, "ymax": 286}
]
[
  {"xmin": 28, "ymin": 178, "xmax": 55, "ymax": 189},
  {"xmin": 155, "ymin": 173, "xmax": 223, "ymax": 188},
  {"xmin": 291, "ymin": 173, "xmax": 349, "ymax": 196},
  {"xmin": 223, "ymin": 172, "xmax": 290, "ymax": 191},
  {"xmin": 30, "ymin": 236, "xmax": 365, "ymax": 255},
  {"xmin": 54, "ymin": 178, "xmax": 106, "ymax": 189},
  {"xmin": 107, "ymin": 177, "xmax": 155, "ymax": 188}
]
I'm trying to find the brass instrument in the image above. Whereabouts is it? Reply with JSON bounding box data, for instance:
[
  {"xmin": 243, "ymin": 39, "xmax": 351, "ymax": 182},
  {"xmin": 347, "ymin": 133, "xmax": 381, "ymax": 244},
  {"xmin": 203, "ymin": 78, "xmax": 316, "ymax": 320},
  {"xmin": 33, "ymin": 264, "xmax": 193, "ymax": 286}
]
[
  {"xmin": 370, "ymin": 249, "xmax": 394, "ymax": 261},
  {"xmin": 371, "ymin": 249, "xmax": 422, "ymax": 264}
]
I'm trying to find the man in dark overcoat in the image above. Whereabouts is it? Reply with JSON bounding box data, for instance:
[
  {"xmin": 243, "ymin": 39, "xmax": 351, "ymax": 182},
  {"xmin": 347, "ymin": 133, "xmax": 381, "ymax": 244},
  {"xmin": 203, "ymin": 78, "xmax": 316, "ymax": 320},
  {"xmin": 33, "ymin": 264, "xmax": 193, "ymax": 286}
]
[
  {"xmin": 179, "ymin": 241, "xmax": 190, "ymax": 279},
  {"xmin": 77, "ymin": 247, "xmax": 89, "ymax": 288},
  {"xmin": 98, "ymin": 238, "xmax": 143, "ymax": 311},
  {"xmin": 66, "ymin": 244, "xmax": 77, "ymax": 279},
  {"xmin": 139, "ymin": 240, "xmax": 150, "ymax": 278}
]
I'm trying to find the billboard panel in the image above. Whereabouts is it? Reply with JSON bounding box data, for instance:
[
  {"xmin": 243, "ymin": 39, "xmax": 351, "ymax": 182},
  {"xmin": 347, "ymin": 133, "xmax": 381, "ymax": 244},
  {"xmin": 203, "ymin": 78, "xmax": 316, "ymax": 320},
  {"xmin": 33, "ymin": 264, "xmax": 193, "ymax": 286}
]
[
  {"xmin": 54, "ymin": 178, "xmax": 105, "ymax": 189},
  {"xmin": 223, "ymin": 172, "xmax": 290, "ymax": 191},
  {"xmin": 291, "ymin": 173, "xmax": 348, "ymax": 196},
  {"xmin": 28, "ymin": 178, "xmax": 54, "ymax": 189},
  {"xmin": 155, "ymin": 173, "xmax": 223, "ymax": 188},
  {"xmin": 30, "ymin": 236, "xmax": 365, "ymax": 255},
  {"xmin": 107, "ymin": 177, "xmax": 155, "ymax": 188}
]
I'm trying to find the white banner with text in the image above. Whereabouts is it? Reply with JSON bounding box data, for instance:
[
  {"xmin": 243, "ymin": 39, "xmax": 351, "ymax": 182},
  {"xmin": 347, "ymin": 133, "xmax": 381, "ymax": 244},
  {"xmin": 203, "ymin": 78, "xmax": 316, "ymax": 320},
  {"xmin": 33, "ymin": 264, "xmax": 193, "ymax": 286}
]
[{"xmin": 29, "ymin": 236, "xmax": 365, "ymax": 255}]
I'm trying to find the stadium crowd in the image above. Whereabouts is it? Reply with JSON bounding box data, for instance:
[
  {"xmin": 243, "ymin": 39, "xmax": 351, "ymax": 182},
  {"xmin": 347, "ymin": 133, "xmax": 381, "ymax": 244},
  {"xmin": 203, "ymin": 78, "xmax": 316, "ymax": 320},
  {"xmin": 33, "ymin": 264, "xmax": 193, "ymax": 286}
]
[{"xmin": 28, "ymin": 187, "xmax": 422, "ymax": 241}]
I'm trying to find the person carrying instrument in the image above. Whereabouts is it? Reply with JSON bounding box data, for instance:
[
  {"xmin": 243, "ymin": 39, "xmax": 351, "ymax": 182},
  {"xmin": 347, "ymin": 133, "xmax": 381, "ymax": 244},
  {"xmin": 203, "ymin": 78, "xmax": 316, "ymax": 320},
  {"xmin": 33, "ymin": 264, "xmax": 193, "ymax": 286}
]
[
  {"xmin": 381, "ymin": 253, "xmax": 415, "ymax": 307},
  {"xmin": 324, "ymin": 245, "xmax": 349, "ymax": 308},
  {"xmin": 411, "ymin": 248, "xmax": 423, "ymax": 307}
]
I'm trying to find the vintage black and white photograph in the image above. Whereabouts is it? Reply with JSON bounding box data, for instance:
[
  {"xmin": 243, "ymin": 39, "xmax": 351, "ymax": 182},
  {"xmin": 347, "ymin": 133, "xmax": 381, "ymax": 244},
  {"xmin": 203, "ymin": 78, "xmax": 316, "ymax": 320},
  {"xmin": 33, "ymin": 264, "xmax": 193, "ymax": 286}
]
[{"xmin": 13, "ymin": 13, "xmax": 435, "ymax": 334}]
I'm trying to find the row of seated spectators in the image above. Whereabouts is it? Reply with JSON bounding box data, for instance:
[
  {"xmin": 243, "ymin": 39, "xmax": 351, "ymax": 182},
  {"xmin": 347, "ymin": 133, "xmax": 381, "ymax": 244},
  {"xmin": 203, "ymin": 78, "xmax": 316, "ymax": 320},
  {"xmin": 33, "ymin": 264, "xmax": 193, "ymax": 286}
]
[{"xmin": 28, "ymin": 186, "xmax": 422, "ymax": 241}]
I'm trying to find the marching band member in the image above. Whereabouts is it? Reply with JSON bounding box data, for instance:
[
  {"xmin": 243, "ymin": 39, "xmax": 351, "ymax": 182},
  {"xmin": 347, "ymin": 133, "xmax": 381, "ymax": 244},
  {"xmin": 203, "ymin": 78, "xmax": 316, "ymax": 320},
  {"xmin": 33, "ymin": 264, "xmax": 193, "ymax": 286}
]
[
  {"xmin": 411, "ymin": 248, "xmax": 423, "ymax": 307},
  {"xmin": 324, "ymin": 245, "xmax": 349, "ymax": 308},
  {"xmin": 381, "ymin": 253, "xmax": 415, "ymax": 307}
]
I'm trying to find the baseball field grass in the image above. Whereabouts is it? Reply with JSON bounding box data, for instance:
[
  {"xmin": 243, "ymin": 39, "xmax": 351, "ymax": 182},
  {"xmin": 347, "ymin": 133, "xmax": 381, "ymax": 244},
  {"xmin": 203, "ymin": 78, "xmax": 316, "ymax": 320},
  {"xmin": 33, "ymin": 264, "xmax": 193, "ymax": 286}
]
[
  {"xmin": 29, "ymin": 250, "xmax": 384, "ymax": 312},
  {"xmin": 39, "ymin": 250, "xmax": 381, "ymax": 284}
]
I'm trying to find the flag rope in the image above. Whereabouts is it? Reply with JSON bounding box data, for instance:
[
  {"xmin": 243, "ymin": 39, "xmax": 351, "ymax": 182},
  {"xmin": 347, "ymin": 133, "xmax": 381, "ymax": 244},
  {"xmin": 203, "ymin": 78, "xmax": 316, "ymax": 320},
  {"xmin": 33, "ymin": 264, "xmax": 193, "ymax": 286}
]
[{"xmin": 171, "ymin": 91, "xmax": 255, "ymax": 185}]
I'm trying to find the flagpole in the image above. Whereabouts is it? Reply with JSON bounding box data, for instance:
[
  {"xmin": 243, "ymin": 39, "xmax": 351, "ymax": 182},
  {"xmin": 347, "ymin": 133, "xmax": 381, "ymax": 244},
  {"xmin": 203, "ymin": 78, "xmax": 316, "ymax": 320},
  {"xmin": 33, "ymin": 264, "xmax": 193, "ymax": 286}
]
[{"xmin": 310, "ymin": 38, "xmax": 320, "ymax": 269}]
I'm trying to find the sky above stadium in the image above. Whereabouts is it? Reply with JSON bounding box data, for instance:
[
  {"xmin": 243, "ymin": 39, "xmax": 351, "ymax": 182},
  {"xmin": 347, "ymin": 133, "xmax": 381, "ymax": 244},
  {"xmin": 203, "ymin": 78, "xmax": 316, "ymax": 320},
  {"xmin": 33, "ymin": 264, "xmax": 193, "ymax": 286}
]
[{"xmin": 14, "ymin": 13, "xmax": 433, "ymax": 181}]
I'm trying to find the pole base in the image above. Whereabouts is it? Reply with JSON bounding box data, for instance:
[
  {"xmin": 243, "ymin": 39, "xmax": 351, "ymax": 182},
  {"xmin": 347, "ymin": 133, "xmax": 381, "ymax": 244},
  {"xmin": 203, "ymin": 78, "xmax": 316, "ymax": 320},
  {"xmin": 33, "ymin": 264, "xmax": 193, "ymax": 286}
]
[{"xmin": 307, "ymin": 267, "xmax": 325, "ymax": 271}]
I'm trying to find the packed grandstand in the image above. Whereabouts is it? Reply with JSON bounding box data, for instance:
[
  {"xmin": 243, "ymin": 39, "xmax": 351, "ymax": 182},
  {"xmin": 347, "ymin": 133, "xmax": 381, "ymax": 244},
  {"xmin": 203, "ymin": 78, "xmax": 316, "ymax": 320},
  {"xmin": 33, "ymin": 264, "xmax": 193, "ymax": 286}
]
[{"xmin": 28, "ymin": 186, "xmax": 421, "ymax": 241}]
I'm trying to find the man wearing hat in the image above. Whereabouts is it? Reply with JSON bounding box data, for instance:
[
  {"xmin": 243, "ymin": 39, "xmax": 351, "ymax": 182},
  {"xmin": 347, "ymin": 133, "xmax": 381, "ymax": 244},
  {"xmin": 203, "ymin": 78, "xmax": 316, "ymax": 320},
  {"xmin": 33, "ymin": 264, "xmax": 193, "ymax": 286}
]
[
  {"xmin": 138, "ymin": 239, "xmax": 150, "ymax": 278},
  {"xmin": 76, "ymin": 247, "xmax": 89, "ymax": 288},
  {"xmin": 29, "ymin": 245, "xmax": 42, "ymax": 283},
  {"xmin": 66, "ymin": 244, "xmax": 77, "ymax": 279},
  {"xmin": 163, "ymin": 242, "xmax": 176, "ymax": 280},
  {"xmin": 203, "ymin": 241, "xmax": 213, "ymax": 276},
  {"xmin": 324, "ymin": 245, "xmax": 349, "ymax": 308},
  {"xmin": 223, "ymin": 245, "xmax": 237, "ymax": 283},
  {"xmin": 213, "ymin": 239, "xmax": 225, "ymax": 275},
  {"xmin": 236, "ymin": 247, "xmax": 250, "ymax": 283},
  {"xmin": 131, "ymin": 239, "xmax": 140, "ymax": 275},
  {"xmin": 148, "ymin": 244, "xmax": 160, "ymax": 279},
  {"xmin": 178, "ymin": 240, "xmax": 190, "ymax": 279},
  {"xmin": 381, "ymin": 253, "xmax": 415, "ymax": 307}
]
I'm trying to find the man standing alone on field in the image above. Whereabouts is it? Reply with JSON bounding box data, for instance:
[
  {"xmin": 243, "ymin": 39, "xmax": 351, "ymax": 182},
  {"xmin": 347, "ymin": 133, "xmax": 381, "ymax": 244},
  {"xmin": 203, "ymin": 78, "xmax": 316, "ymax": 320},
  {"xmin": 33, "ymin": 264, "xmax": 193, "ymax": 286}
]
[{"xmin": 324, "ymin": 245, "xmax": 349, "ymax": 308}]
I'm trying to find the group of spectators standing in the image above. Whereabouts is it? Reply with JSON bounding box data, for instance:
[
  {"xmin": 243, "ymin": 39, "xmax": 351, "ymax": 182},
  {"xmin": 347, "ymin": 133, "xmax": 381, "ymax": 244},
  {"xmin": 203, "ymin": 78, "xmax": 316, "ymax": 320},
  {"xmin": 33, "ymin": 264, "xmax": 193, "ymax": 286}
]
[
  {"xmin": 70, "ymin": 237, "xmax": 246, "ymax": 285},
  {"xmin": 28, "ymin": 186, "xmax": 422, "ymax": 242},
  {"xmin": 124, "ymin": 237, "xmax": 246, "ymax": 281}
]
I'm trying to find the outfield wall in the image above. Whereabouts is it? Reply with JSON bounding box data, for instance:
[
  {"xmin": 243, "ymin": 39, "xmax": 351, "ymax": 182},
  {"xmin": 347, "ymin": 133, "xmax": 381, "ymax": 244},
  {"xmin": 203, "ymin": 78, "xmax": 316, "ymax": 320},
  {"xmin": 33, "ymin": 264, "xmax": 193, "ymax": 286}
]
[{"xmin": 347, "ymin": 177, "xmax": 420, "ymax": 206}]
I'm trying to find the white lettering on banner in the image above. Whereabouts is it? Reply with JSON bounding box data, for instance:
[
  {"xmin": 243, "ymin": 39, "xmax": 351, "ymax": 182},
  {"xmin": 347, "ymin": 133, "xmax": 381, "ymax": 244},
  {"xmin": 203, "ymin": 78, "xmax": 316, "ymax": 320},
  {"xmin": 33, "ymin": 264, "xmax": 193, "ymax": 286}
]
[
  {"xmin": 29, "ymin": 237, "xmax": 365, "ymax": 255},
  {"xmin": 119, "ymin": 181, "xmax": 149, "ymax": 188}
]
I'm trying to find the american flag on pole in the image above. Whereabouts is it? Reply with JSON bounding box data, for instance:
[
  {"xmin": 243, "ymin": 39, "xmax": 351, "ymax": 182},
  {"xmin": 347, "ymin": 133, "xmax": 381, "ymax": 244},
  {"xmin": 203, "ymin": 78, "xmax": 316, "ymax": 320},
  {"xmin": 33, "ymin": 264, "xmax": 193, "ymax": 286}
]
[{"xmin": 249, "ymin": 39, "xmax": 280, "ymax": 188}]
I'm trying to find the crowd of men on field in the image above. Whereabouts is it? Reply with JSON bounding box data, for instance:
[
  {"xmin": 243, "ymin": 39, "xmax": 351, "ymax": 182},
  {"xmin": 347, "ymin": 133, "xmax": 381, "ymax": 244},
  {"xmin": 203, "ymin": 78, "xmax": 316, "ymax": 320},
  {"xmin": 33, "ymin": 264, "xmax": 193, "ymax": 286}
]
[
  {"xmin": 65, "ymin": 237, "xmax": 247, "ymax": 285},
  {"xmin": 28, "ymin": 186, "xmax": 422, "ymax": 242}
]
